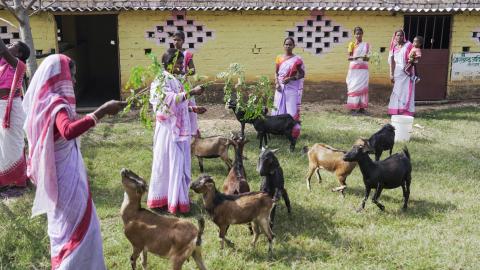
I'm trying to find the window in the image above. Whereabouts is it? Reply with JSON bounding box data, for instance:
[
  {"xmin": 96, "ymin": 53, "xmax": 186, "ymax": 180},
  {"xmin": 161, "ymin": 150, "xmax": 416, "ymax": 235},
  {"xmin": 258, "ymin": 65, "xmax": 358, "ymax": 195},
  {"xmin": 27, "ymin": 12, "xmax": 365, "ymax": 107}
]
[{"xmin": 404, "ymin": 15, "xmax": 451, "ymax": 49}]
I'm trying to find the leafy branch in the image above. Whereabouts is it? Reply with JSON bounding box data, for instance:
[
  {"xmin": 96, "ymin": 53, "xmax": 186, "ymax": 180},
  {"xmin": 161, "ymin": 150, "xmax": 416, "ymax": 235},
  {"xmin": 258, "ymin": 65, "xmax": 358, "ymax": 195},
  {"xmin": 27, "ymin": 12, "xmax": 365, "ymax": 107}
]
[{"xmin": 217, "ymin": 63, "xmax": 274, "ymax": 121}]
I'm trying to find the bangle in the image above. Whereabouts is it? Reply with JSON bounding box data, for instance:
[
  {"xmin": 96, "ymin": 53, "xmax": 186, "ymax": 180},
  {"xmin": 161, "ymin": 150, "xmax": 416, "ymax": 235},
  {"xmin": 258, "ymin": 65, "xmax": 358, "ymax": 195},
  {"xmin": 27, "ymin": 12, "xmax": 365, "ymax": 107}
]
[{"xmin": 87, "ymin": 113, "xmax": 98, "ymax": 125}]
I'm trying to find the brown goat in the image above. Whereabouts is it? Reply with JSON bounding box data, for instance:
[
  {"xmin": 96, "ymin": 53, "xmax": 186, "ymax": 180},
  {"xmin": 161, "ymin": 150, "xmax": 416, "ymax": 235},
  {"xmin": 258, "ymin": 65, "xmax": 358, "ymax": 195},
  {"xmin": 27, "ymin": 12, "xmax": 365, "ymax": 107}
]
[
  {"xmin": 222, "ymin": 134, "xmax": 250, "ymax": 195},
  {"xmin": 191, "ymin": 136, "xmax": 234, "ymax": 173},
  {"xmin": 305, "ymin": 139, "xmax": 365, "ymax": 195},
  {"xmin": 191, "ymin": 175, "xmax": 275, "ymax": 256},
  {"xmin": 120, "ymin": 169, "xmax": 207, "ymax": 270}
]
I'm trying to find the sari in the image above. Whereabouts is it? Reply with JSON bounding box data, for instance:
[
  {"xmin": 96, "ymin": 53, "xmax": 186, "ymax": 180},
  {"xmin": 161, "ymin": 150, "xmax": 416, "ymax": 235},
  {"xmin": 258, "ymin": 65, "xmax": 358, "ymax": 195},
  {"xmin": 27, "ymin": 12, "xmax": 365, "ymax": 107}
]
[
  {"xmin": 0, "ymin": 58, "xmax": 27, "ymax": 187},
  {"xmin": 346, "ymin": 41, "xmax": 370, "ymax": 110},
  {"xmin": 183, "ymin": 50, "xmax": 200, "ymax": 137},
  {"xmin": 272, "ymin": 55, "xmax": 304, "ymax": 138},
  {"xmin": 147, "ymin": 71, "xmax": 192, "ymax": 214},
  {"xmin": 23, "ymin": 54, "xmax": 105, "ymax": 269},
  {"xmin": 388, "ymin": 31, "xmax": 415, "ymax": 116}
]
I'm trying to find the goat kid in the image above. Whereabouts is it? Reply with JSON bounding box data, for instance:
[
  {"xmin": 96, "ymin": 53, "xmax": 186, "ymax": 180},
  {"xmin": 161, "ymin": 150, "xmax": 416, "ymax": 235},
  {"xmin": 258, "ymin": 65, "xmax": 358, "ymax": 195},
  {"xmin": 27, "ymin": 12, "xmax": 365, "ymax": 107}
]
[
  {"xmin": 257, "ymin": 148, "xmax": 291, "ymax": 229},
  {"xmin": 191, "ymin": 135, "xmax": 234, "ymax": 173},
  {"xmin": 366, "ymin": 124, "xmax": 396, "ymax": 161},
  {"xmin": 343, "ymin": 145, "xmax": 412, "ymax": 211},
  {"xmin": 304, "ymin": 140, "xmax": 365, "ymax": 195},
  {"xmin": 120, "ymin": 169, "xmax": 207, "ymax": 270},
  {"xmin": 191, "ymin": 175, "xmax": 275, "ymax": 256}
]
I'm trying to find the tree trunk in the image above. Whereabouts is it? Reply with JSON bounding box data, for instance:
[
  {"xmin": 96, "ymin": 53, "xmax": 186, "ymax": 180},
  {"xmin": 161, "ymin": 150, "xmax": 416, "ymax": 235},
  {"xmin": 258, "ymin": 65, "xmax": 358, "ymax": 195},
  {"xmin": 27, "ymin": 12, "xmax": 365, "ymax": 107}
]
[{"xmin": 13, "ymin": 0, "xmax": 38, "ymax": 77}]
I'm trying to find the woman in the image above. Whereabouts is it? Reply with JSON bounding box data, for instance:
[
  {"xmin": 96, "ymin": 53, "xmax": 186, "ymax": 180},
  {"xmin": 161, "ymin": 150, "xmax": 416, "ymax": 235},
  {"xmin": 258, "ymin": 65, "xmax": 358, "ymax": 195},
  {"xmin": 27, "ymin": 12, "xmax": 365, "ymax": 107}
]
[
  {"xmin": 346, "ymin": 26, "xmax": 370, "ymax": 115},
  {"xmin": 0, "ymin": 39, "xmax": 29, "ymax": 188},
  {"xmin": 23, "ymin": 54, "xmax": 126, "ymax": 269},
  {"xmin": 173, "ymin": 30, "xmax": 201, "ymax": 138},
  {"xmin": 273, "ymin": 37, "xmax": 305, "ymax": 140},
  {"xmin": 388, "ymin": 29, "xmax": 415, "ymax": 116},
  {"xmin": 147, "ymin": 48, "xmax": 206, "ymax": 214}
]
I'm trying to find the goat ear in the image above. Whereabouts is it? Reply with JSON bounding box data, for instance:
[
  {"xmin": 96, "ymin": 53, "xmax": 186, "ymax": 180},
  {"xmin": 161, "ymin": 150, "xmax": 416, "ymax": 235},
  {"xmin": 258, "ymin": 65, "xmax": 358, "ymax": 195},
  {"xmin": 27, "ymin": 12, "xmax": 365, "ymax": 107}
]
[{"xmin": 271, "ymin": 148, "xmax": 279, "ymax": 153}]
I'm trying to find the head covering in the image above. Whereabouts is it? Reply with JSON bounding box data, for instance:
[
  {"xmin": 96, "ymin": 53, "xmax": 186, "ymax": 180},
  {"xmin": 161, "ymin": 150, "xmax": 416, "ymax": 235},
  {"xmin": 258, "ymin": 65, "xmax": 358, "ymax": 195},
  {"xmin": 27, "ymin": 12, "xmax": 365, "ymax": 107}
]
[
  {"xmin": 390, "ymin": 29, "xmax": 407, "ymax": 53},
  {"xmin": 23, "ymin": 54, "xmax": 76, "ymax": 216}
]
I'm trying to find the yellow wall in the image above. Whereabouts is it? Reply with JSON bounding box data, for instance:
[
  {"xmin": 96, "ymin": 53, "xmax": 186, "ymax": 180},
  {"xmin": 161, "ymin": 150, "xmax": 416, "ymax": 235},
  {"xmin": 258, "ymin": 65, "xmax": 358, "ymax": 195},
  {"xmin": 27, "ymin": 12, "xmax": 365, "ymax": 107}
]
[
  {"xmin": 118, "ymin": 10, "xmax": 402, "ymax": 88},
  {"xmin": 448, "ymin": 12, "xmax": 480, "ymax": 98},
  {"xmin": 0, "ymin": 11, "xmax": 57, "ymax": 58}
]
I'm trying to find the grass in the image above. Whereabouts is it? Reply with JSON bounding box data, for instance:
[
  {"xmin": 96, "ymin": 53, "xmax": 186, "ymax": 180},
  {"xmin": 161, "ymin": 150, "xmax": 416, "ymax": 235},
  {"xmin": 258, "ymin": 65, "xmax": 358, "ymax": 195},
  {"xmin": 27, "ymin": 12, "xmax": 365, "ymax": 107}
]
[{"xmin": 1, "ymin": 104, "xmax": 480, "ymax": 269}]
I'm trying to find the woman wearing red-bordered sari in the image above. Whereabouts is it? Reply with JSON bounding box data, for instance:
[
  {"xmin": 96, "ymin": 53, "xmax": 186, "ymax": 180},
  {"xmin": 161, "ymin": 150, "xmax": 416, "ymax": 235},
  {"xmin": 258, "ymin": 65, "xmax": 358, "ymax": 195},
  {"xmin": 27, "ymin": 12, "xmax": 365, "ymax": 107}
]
[
  {"xmin": 23, "ymin": 54, "xmax": 125, "ymax": 269},
  {"xmin": 0, "ymin": 39, "xmax": 29, "ymax": 188},
  {"xmin": 272, "ymin": 37, "xmax": 305, "ymax": 140},
  {"xmin": 388, "ymin": 29, "xmax": 415, "ymax": 116},
  {"xmin": 346, "ymin": 27, "xmax": 370, "ymax": 114}
]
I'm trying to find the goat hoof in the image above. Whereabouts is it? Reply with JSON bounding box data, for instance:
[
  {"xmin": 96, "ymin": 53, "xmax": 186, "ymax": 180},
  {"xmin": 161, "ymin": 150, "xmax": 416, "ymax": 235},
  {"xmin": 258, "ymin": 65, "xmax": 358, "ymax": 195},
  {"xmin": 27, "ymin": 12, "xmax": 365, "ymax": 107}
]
[
  {"xmin": 378, "ymin": 205, "xmax": 385, "ymax": 211},
  {"xmin": 356, "ymin": 207, "xmax": 364, "ymax": 213}
]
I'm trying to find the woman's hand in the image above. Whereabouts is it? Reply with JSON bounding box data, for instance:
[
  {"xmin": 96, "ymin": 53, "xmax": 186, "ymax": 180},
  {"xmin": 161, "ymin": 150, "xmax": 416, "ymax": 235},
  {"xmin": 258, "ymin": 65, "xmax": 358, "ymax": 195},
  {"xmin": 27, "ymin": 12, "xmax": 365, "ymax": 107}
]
[
  {"xmin": 390, "ymin": 74, "xmax": 395, "ymax": 84},
  {"xmin": 94, "ymin": 100, "xmax": 127, "ymax": 120},
  {"xmin": 192, "ymin": 106, "xmax": 207, "ymax": 114},
  {"xmin": 282, "ymin": 77, "xmax": 293, "ymax": 84},
  {"xmin": 190, "ymin": 86, "xmax": 205, "ymax": 96}
]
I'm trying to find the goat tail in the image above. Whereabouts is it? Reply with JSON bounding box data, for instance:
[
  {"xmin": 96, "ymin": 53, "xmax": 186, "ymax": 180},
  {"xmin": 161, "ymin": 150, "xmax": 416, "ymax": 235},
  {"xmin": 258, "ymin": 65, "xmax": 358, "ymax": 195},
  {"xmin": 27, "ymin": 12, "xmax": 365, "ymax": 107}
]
[
  {"xmin": 403, "ymin": 146, "xmax": 411, "ymax": 160},
  {"xmin": 196, "ymin": 216, "xmax": 205, "ymax": 246}
]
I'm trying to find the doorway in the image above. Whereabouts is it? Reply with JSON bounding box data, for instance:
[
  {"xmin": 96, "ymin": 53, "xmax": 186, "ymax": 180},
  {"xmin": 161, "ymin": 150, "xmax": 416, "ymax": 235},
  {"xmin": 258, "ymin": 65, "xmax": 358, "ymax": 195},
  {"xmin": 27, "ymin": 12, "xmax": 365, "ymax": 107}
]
[
  {"xmin": 404, "ymin": 15, "xmax": 451, "ymax": 101},
  {"xmin": 55, "ymin": 14, "xmax": 120, "ymax": 107}
]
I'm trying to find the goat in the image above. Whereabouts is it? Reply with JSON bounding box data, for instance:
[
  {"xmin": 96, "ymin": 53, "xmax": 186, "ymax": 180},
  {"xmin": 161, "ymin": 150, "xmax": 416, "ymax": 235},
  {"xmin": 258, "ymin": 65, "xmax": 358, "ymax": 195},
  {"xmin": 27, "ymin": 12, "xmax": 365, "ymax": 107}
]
[
  {"xmin": 228, "ymin": 100, "xmax": 298, "ymax": 151},
  {"xmin": 304, "ymin": 139, "xmax": 365, "ymax": 195},
  {"xmin": 222, "ymin": 134, "xmax": 250, "ymax": 195},
  {"xmin": 191, "ymin": 135, "xmax": 234, "ymax": 173},
  {"xmin": 191, "ymin": 175, "xmax": 275, "ymax": 256},
  {"xmin": 343, "ymin": 145, "xmax": 412, "ymax": 211},
  {"xmin": 253, "ymin": 114, "xmax": 299, "ymax": 152},
  {"xmin": 366, "ymin": 124, "xmax": 396, "ymax": 161},
  {"xmin": 120, "ymin": 169, "xmax": 207, "ymax": 270},
  {"xmin": 257, "ymin": 148, "xmax": 291, "ymax": 229}
]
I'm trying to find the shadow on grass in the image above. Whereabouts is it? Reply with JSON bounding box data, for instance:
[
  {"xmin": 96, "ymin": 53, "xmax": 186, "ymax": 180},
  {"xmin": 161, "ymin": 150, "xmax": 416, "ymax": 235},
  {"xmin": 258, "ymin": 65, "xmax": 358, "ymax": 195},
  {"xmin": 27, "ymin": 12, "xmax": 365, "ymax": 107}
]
[
  {"xmin": 237, "ymin": 202, "xmax": 343, "ymax": 265},
  {"xmin": 416, "ymin": 106, "xmax": 480, "ymax": 122},
  {"xmin": 345, "ymin": 186, "xmax": 457, "ymax": 218}
]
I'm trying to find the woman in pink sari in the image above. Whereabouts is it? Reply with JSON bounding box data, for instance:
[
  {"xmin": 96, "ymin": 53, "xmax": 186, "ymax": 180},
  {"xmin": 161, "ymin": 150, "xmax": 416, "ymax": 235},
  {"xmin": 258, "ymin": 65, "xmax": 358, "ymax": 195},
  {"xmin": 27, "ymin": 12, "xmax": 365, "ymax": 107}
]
[
  {"xmin": 0, "ymin": 39, "xmax": 29, "ymax": 188},
  {"xmin": 273, "ymin": 37, "xmax": 305, "ymax": 140},
  {"xmin": 346, "ymin": 27, "xmax": 370, "ymax": 115},
  {"xmin": 388, "ymin": 29, "xmax": 415, "ymax": 116},
  {"xmin": 23, "ymin": 54, "xmax": 125, "ymax": 269},
  {"xmin": 147, "ymin": 48, "xmax": 206, "ymax": 214}
]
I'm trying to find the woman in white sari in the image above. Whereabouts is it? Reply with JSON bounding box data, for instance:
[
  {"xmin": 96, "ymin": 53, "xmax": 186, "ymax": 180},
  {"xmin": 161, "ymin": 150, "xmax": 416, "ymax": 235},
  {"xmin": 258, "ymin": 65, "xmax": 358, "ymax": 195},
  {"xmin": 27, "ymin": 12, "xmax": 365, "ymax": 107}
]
[
  {"xmin": 388, "ymin": 29, "xmax": 415, "ymax": 116},
  {"xmin": 345, "ymin": 26, "xmax": 370, "ymax": 115},
  {"xmin": 23, "ymin": 54, "xmax": 125, "ymax": 269}
]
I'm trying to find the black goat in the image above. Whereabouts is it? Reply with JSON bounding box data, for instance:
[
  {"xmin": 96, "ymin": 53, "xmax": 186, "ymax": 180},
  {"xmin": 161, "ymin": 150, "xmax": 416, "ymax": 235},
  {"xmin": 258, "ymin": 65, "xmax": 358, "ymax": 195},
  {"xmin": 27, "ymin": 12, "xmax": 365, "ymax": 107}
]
[
  {"xmin": 253, "ymin": 114, "xmax": 298, "ymax": 152},
  {"xmin": 228, "ymin": 100, "xmax": 298, "ymax": 151},
  {"xmin": 366, "ymin": 124, "xmax": 396, "ymax": 161},
  {"xmin": 343, "ymin": 144, "xmax": 412, "ymax": 212},
  {"xmin": 257, "ymin": 148, "xmax": 291, "ymax": 229},
  {"xmin": 227, "ymin": 100, "xmax": 259, "ymax": 136}
]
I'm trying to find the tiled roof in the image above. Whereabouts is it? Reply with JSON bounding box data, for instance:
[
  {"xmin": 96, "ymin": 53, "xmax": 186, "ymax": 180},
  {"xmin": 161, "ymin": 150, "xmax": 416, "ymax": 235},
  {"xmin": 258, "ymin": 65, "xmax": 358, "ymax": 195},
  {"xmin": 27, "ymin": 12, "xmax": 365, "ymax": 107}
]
[{"xmin": 4, "ymin": 1, "xmax": 480, "ymax": 12}]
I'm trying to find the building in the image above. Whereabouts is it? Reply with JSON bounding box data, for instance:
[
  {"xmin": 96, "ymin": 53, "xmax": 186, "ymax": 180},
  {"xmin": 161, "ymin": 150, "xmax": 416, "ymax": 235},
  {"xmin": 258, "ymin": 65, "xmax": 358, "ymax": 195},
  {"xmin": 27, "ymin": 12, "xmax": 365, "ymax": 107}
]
[{"xmin": 1, "ymin": 1, "xmax": 480, "ymax": 106}]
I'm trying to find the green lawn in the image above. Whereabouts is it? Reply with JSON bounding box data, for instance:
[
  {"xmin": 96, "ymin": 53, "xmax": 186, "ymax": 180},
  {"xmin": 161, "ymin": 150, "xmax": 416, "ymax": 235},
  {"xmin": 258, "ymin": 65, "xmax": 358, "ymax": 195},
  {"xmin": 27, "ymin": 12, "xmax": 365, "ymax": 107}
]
[{"xmin": 1, "ymin": 105, "xmax": 479, "ymax": 269}]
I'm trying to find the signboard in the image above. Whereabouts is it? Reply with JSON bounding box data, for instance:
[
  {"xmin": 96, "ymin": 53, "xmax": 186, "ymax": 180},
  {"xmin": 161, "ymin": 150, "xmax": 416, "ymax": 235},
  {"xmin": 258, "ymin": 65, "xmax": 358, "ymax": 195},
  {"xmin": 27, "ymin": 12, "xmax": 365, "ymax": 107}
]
[{"xmin": 451, "ymin": 52, "xmax": 480, "ymax": 82}]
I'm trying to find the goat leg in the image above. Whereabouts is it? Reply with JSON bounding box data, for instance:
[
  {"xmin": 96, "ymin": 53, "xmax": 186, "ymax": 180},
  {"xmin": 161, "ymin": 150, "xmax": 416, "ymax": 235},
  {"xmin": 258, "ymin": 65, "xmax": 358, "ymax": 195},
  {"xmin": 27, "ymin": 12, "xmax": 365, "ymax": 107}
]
[
  {"xmin": 305, "ymin": 166, "xmax": 316, "ymax": 190},
  {"xmin": 269, "ymin": 205, "xmax": 277, "ymax": 229},
  {"xmin": 315, "ymin": 168, "xmax": 322, "ymax": 183},
  {"xmin": 282, "ymin": 188, "xmax": 292, "ymax": 214},
  {"xmin": 251, "ymin": 222, "xmax": 261, "ymax": 248},
  {"xmin": 141, "ymin": 249, "xmax": 147, "ymax": 270},
  {"xmin": 357, "ymin": 187, "xmax": 371, "ymax": 212},
  {"xmin": 372, "ymin": 183, "xmax": 385, "ymax": 211},
  {"xmin": 375, "ymin": 151, "xmax": 381, "ymax": 161},
  {"xmin": 402, "ymin": 174, "xmax": 411, "ymax": 210},
  {"xmin": 198, "ymin": 157, "xmax": 204, "ymax": 173},
  {"xmin": 130, "ymin": 247, "xmax": 142, "ymax": 270},
  {"xmin": 192, "ymin": 247, "xmax": 207, "ymax": 270},
  {"xmin": 259, "ymin": 218, "xmax": 274, "ymax": 257}
]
